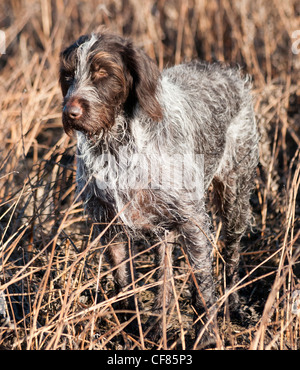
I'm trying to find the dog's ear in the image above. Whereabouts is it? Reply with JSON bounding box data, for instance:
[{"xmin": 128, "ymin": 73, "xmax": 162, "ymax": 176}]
[{"xmin": 122, "ymin": 43, "xmax": 163, "ymax": 122}]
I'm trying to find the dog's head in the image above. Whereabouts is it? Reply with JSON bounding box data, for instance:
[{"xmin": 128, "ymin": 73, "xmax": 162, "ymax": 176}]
[{"xmin": 59, "ymin": 31, "xmax": 163, "ymax": 138}]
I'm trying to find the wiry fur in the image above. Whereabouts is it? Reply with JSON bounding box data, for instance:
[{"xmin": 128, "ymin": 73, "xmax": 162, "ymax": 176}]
[{"xmin": 59, "ymin": 31, "xmax": 259, "ymax": 347}]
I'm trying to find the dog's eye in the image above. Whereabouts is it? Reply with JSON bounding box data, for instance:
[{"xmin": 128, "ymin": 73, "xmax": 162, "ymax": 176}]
[
  {"xmin": 64, "ymin": 74, "xmax": 74, "ymax": 83},
  {"xmin": 97, "ymin": 69, "xmax": 108, "ymax": 78},
  {"xmin": 91, "ymin": 67, "xmax": 108, "ymax": 81}
]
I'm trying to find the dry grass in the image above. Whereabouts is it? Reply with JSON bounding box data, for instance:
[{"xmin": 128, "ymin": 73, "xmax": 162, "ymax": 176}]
[{"xmin": 0, "ymin": 0, "xmax": 299, "ymax": 350}]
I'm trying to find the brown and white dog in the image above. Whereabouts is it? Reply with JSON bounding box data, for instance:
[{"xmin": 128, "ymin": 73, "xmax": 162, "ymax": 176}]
[{"xmin": 59, "ymin": 30, "xmax": 258, "ymax": 347}]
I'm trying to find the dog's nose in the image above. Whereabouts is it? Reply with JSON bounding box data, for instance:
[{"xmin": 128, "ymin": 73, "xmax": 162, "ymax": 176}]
[{"xmin": 63, "ymin": 102, "xmax": 83, "ymax": 120}]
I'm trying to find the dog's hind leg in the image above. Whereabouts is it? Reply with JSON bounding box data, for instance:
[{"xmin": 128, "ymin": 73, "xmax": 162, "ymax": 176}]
[{"xmin": 214, "ymin": 131, "xmax": 258, "ymax": 316}]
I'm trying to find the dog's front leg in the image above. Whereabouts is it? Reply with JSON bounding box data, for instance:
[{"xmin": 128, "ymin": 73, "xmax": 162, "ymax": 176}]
[
  {"xmin": 147, "ymin": 230, "xmax": 176, "ymax": 342},
  {"xmin": 179, "ymin": 214, "xmax": 219, "ymax": 349},
  {"xmin": 104, "ymin": 235, "xmax": 137, "ymax": 322}
]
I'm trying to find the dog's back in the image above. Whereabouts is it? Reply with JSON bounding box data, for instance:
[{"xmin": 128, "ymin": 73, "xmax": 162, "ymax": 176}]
[{"xmin": 132, "ymin": 61, "xmax": 257, "ymax": 189}]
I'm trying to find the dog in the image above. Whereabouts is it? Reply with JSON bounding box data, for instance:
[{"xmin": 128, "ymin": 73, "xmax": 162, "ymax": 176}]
[{"xmin": 59, "ymin": 30, "xmax": 259, "ymax": 347}]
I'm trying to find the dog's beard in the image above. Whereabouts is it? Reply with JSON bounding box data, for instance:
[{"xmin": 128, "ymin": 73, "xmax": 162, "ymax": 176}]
[{"xmin": 62, "ymin": 103, "xmax": 116, "ymax": 141}]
